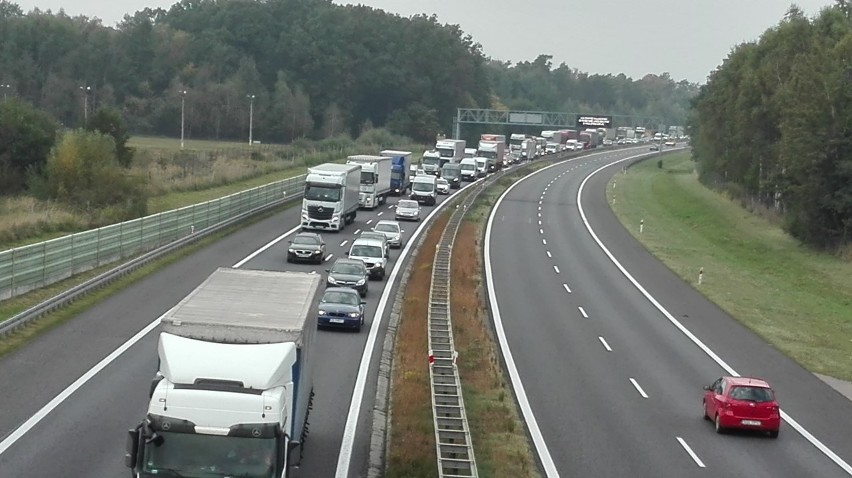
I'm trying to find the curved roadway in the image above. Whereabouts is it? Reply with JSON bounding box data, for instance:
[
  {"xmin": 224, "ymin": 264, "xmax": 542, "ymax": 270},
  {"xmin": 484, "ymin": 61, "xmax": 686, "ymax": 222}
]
[
  {"xmin": 485, "ymin": 148, "xmax": 852, "ymax": 477},
  {"xmin": 0, "ymin": 178, "xmax": 477, "ymax": 477}
]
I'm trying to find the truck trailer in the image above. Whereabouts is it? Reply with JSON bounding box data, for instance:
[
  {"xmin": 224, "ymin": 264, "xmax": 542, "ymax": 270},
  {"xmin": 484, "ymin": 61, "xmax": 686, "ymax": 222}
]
[
  {"xmin": 301, "ymin": 163, "xmax": 361, "ymax": 231},
  {"xmin": 125, "ymin": 268, "xmax": 322, "ymax": 478},
  {"xmin": 477, "ymin": 140, "xmax": 505, "ymax": 171},
  {"xmin": 380, "ymin": 149, "xmax": 412, "ymax": 196},
  {"xmin": 346, "ymin": 154, "xmax": 392, "ymax": 209}
]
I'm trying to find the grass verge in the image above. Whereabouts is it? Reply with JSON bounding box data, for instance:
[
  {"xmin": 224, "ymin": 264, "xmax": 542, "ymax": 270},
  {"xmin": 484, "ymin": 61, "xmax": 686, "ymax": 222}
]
[
  {"xmin": 386, "ymin": 212, "xmax": 450, "ymax": 478},
  {"xmin": 609, "ymin": 153, "xmax": 852, "ymax": 380}
]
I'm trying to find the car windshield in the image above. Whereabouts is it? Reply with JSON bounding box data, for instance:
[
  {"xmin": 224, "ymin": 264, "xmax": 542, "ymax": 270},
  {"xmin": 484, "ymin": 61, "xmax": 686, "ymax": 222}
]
[
  {"xmin": 478, "ymin": 151, "xmax": 497, "ymax": 159},
  {"xmin": 292, "ymin": 236, "xmax": 319, "ymax": 245},
  {"xmin": 305, "ymin": 184, "xmax": 341, "ymax": 202},
  {"xmin": 398, "ymin": 201, "xmax": 418, "ymax": 209},
  {"xmin": 361, "ymin": 233, "xmax": 385, "ymax": 242},
  {"xmin": 412, "ymin": 182, "xmax": 433, "ymax": 192},
  {"xmin": 461, "ymin": 163, "xmax": 476, "ymax": 171},
  {"xmin": 375, "ymin": 224, "xmax": 399, "ymax": 233},
  {"xmin": 322, "ymin": 291, "xmax": 360, "ymax": 305},
  {"xmin": 332, "ymin": 262, "xmax": 365, "ymax": 275},
  {"xmin": 729, "ymin": 386, "xmax": 774, "ymax": 403},
  {"xmin": 442, "ymin": 169, "xmax": 459, "ymax": 178},
  {"xmin": 142, "ymin": 432, "xmax": 275, "ymax": 478},
  {"xmin": 437, "ymin": 179, "xmax": 448, "ymax": 186},
  {"xmin": 350, "ymin": 245, "xmax": 382, "ymax": 258}
]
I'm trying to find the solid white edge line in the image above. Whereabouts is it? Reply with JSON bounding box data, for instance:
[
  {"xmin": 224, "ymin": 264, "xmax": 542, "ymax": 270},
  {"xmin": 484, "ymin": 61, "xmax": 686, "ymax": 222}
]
[
  {"xmin": 553, "ymin": 265, "xmax": 560, "ymax": 274},
  {"xmin": 676, "ymin": 437, "xmax": 706, "ymax": 468},
  {"xmin": 629, "ymin": 378, "xmax": 649, "ymax": 399},
  {"xmin": 598, "ymin": 336, "xmax": 612, "ymax": 352},
  {"xmin": 578, "ymin": 306, "xmax": 588, "ymax": 318},
  {"xmin": 334, "ymin": 179, "xmax": 482, "ymax": 477},
  {"xmin": 484, "ymin": 148, "xmax": 624, "ymax": 478},
  {"xmin": 577, "ymin": 149, "xmax": 852, "ymax": 475},
  {"xmin": 0, "ymin": 313, "xmax": 165, "ymax": 455},
  {"xmin": 232, "ymin": 225, "xmax": 301, "ymax": 268},
  {"xmin": 562, "ymin": 283, "xmax": 572, "ymax": 294}
]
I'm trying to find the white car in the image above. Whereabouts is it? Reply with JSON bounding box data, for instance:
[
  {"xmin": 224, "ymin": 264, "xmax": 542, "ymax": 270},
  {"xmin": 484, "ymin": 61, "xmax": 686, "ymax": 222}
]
[
  {"xmin": 395, "ymin": 199, "xmax": 421, "ymax": 221},
  {"xmin": 372, "ymin": 220, "xmax": 403, "ymax": 248},
  {"xmin": 436, "ymin": 178, "xmax": 450, "ymax": 195}
]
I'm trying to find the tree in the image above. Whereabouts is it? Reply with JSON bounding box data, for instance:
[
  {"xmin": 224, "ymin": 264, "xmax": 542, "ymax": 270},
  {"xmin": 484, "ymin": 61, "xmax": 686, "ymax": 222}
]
[
  {"xmin": 0, "ymin": 99, "xmax": 59, "ymax": 194},
  {"xmin": 85, "ymin": 108, "xmax": 134, "ymax": 166}
]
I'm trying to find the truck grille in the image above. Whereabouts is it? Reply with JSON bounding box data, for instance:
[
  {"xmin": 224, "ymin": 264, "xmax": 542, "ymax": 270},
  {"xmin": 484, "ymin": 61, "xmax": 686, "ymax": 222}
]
[{"xmin": 308, "ymin": 205, "xmax": 334, "ymax": 220}]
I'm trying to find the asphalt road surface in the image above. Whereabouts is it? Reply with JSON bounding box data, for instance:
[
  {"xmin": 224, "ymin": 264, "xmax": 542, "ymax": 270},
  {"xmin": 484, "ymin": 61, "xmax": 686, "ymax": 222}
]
[
  {"xmin": 485, "ymin": 148, "xmax": 852, "ymax": 477},
  {"xmin": 0, "ymin": 177, "xmax": 474, "ymax": 478}
]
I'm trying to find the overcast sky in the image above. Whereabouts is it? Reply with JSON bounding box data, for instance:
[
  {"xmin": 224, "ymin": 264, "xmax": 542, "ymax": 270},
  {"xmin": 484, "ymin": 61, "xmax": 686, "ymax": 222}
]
[{"xmin": 12, "ymin": 0, "xmax": 836, "ymax": 84}]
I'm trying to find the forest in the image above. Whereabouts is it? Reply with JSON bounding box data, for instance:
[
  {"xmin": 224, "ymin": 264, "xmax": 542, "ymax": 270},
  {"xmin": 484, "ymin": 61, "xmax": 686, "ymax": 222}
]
[{"xmin": 689, "ymin": 2, "xmax": 852, "ymax": 249}]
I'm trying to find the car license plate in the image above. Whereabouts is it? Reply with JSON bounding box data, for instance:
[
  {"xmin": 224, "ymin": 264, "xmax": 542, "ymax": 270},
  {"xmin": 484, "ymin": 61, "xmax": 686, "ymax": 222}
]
[
  {"xmin": 741, "ymin": 420, "xmax": 761, "ymax": 426},
  {"xmin": 329, "ymin": 319, "xmax": 344, "ymax": 324}
]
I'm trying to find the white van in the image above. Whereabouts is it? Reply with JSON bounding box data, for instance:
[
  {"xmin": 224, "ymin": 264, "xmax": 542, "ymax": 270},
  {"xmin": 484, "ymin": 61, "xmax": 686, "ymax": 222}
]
[
  {"xmin": 474, "ymin": 157, "xmax": 488, "ymax": 177},
  {"xmin": 459, "ymin": 157, "xmax": 478, "ymax": 181},
  {"xmin": 410, "ymin": 174, "xmax": 438, "ymax": 206},
  {"xmin": 347, "ymin": 237, "xmax": 388, "ymax": 280}
]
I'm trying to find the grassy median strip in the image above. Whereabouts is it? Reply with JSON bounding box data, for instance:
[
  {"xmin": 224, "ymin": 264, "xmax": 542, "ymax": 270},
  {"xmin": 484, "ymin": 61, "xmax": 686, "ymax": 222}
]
[{"xmin": 610, "ymin": 153, "xmax": 852, "ymax": 380}]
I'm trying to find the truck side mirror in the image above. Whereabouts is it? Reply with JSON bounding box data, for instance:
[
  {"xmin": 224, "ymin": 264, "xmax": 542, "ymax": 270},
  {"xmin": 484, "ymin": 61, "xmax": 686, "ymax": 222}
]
[
  {"xmin": 702, "ymin": 385, "xmax": 711, "ymax": 391},
  {"xmin": 125, "ymin": 428, "xmax": 140, "ymax": 468}
]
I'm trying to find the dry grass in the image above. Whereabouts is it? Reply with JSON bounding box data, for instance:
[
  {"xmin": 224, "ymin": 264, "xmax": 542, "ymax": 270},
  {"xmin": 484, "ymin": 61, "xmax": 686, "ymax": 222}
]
[
  {"xmin": 452, "ymin": 221, "xmax": 541, "ymax": 478},
  {"xmin": 0, "ymin": 196, "xmax": 84, "ymax": 248},
  {"xmin": 386, "ymin": 212, "xmax": 450, "ymax": 478}
]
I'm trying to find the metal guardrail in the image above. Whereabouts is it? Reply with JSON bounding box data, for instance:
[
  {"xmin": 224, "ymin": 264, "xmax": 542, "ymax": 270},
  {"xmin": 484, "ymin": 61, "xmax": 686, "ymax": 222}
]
[
  {"xmin": 0, "ymin": 174, "xmax": 306, "ymax": 302},
  {"xmin": 0, "ymin": 174, "xmax": 307, "ymax": 335}
]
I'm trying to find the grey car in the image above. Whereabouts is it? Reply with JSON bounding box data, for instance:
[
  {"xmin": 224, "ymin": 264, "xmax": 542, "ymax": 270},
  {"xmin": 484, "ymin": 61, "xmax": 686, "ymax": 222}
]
[
  {"xmin": 287, "ymin": 232, "xmax": 326, "ymax": 264},
  {"xmin": 326, "ymin": 258, "xmax": 369, "ymax": 297},
  {"xmin": 395, "ymin": 199, "xmax": 421, "ymax": 222},
  {"xmin": 372, "ymin": 220, "xmax": 403, "ymax": 248}
]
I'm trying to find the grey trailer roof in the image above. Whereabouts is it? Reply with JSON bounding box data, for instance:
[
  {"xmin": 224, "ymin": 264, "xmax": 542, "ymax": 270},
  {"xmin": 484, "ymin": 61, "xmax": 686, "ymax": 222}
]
[
  {"xmin": 347, "ymin": 154, "xmax": 388, "ymax": 162},
  {"xmin": 161, "ymin": 268, "xmax": 322, "ymax": 345},
  {"xmin": 309, "ymin": 163, "xmax": 360, "ymax": 173}
]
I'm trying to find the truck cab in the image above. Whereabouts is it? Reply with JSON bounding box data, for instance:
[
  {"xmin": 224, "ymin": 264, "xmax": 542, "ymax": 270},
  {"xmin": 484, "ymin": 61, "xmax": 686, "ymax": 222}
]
[{"xmin": 421, "ymin": 150, "xmax": 442, "ymax": 176}]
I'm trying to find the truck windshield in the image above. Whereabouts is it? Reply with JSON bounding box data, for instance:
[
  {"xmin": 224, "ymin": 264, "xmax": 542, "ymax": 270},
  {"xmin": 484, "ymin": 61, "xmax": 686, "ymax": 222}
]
[
  {"xmin": 412, "ymin": 182, "xmax": 434, "ymax": 192},
  {"xmin": 436, "ymin": 148, "xmax": 454, "ymax": 159},
  {"xmin": 305, "ymin": 184, "xmax": 341, "ymax": 202},
  {"xmin": 391, "ymin": 171, "xmax": 402, "ymax": 181},
  {"xmin": 477, "ymin": 151, "xmax": 497, "ymax": 159},
  {"xmin": 422, "ymin": 157, "xmax": 440, "ymax": 166},
  {"xmin": 509, "ymin": 140, "xmax": 523, "ymax": 147},
  {"xmin": 142, "ymin": 432, "xmax": 275, "ymax": 478},
  {"xmin": 360, "ymin": 172, "xmax": 375, "ymax": 185},
  {"xmin": 461, "ymin": 163, "xmax": 476, "ymax": 171}
]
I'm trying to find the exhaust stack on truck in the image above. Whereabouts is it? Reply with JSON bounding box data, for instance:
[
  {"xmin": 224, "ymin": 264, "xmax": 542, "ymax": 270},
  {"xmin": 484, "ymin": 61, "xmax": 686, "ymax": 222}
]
[{"xmin": 125, "ymin": 268, "xmax": 321, "ymax": 478}]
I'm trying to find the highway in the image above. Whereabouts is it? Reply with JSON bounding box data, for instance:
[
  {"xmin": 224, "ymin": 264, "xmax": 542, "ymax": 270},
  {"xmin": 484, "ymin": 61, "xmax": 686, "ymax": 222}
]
[
  {"xmin": 0, "ymin": 178, "xmax": 474, "ymax": 477},
  {"xmin": 485, "ymin": 147, "xmax": 852, "ymax": 477}
]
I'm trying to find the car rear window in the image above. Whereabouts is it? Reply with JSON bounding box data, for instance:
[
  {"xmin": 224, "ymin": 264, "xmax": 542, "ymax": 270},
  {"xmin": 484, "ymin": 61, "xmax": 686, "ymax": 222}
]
[{"xmin": 729, "ymin": 386, "xmax": 774, "ymax": 403}]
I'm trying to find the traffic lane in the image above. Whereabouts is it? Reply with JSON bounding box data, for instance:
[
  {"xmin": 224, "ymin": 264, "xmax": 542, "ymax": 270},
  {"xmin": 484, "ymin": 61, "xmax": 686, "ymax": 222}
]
[
  {"xmin": 578, "ymin": 159, "xmax": 852, "ymax": 466},
  {"xmin": 241, "ymin": 190, "xmax": 460, "ymax": 478},
  {"xmin": 0, "ymin": 204, "xmax": 304, "ymax": 440},
  {"xmin": 0, "ymin": 327, "xmax": 157, "ymax": 476},
  {"xmin": 488, "ymin": 179, "xmax": 708, "ymax": 477},
  {"xmin": 542, "ymin": 169, "xmax": 844, "ymax": 477}
]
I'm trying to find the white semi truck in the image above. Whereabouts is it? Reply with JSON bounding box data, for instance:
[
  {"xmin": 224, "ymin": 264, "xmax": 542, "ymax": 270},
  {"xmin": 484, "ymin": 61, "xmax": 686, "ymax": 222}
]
[
  {"xmin": 125, "ymin": 268, "xmax": 321, "ymax": 478},
  {"xmin": 346, "ymin": 154, "xmax": 392, "ymax": 209},
  {"xmin": 301, "ymin": 163, "xmax": 361, "ymax": 231},
  {"xmin": 509, "ymin": 133, "xmax": 526, "ymax": 154},
  {"xmin": 477, "ymin": 140, "xmax": 505, "ymax": 171}
]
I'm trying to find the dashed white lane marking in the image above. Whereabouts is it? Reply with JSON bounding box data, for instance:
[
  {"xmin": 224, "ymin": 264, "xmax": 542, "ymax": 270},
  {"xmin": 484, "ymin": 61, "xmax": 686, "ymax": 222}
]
[
  {"xmin": 340, "ymin": 240, "xmax": 348, "ymax": 247},
  {"xmin": 377, "ymin": 212, "xmax": 383, "ymax": 216},
  {"xmin": 388, "ymin": 204, "xmax": 394, "ymax": 209},
  {"xmin": 354, "ymin": 229, "xmax": 361, "ymax": 235},
  {"xmin": 629, "ymin": 378, "xmax": 649, "ymax": 399},
  {"xmin": 539, "ymin": 229, "xmax": 544, "ymax": 234},
  {"xmin": 546, "ymin": 251, "xmax": 552, "ymax": 258},
  {"xmin": 562, "ymin": 283, "xmax": 572, "ymax": 294},
  {"xmin": 366, "ymin": 219, "xmax": 373, "ymax": 225},
  {"xmin": 578, "ymin": 306, "xmax": 588, "ymax": 318},
  {"xmin": 676, "ymin": 437, "xmax": 706, "ymax": 468},
  {"xmin": 538, "ymin": 220, "xmax": 542, "ymax": 226},
  {"xmin": 324, "ymin": 254, "xmax": 333, "ymax": 262},
  {"xmin": 598, "ymin": 336, "xmax": 612, "ymax": 352}
]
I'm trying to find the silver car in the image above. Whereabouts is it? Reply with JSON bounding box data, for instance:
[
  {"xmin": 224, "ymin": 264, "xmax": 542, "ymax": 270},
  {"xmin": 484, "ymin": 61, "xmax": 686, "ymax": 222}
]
[
  {"xmin": 436, "ymin": 178, "xmax": 450, "ymax": 195},
  {"xmin": 395, "ymin": 199, "xmax": 421, "ymax": 222},
  {"xmin": 373, "ymin": 220, "xmax": 403, "ymax": 248}
]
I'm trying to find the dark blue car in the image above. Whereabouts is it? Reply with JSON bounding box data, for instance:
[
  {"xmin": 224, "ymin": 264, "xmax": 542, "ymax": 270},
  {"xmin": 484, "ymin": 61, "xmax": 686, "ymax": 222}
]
[{"xmin": 317, "ymin": 287, "xmax": 366, "ymax": 332}]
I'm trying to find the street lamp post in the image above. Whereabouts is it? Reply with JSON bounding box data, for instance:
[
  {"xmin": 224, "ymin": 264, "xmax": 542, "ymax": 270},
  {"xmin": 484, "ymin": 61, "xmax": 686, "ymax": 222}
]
[
  {"xmin": 180, "ymin": 90, "xmax": 187, "ymax": 149},
  {"xmin": 1, "ymin": 84, "xmax": 10, "ymax": 102},
  {"xmin": 247, "ymin": 94, "xmax": 256, "ymax": 146},
  {"xmin": 79, "ymin": 86, "xmax": 92, "ymax": 123}
]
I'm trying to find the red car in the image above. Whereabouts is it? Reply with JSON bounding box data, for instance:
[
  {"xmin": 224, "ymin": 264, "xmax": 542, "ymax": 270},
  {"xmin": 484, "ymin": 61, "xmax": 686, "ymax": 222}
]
[{"xmin": 703, "ymin": 376, "xmax": 781, "ymax": 438}]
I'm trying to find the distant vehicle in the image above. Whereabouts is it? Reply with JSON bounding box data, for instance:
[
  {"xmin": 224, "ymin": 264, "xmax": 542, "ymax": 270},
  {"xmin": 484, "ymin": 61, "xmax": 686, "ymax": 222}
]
[
  {"xmin": 301, "ymin": 163, "xmax": 360, "ymax": 232},
  {"xmin": 703, "ymin": 376, "xmax": 780, "ymax": 438},
  {"xmin": 665, "ymin": 140, "xmax": 676, "ymax": 146},
  {"xmin": 380, "ymin": 150, "xmax": 413, "ymax": 196},
  {"xmin": 395, "ymin": 199, "xmax": 421, "ymax": 222},
  {"xmin": 372, "ymin": 220, "xmax": 403, "ymax": 248},
  {"xmin": 463, "ymin": 147, "xmax": 477, "ymax": 159},
  {"xmin": 318, "ymin": 287, "xmax": 366, "ymax": 331},
  {"xmin": 347, "ymin": 237, "xmax": 387, "ymax": 280},
  {"xmin": 649, "ymin": 144, "xmax": 659, "ymax": 151},
  {"xmin": 411, "ymin": 174, "xmax": 438, "ymax": 205},
  {"xmin": 358, "ymin": 231, "xmax": 390, "ymax": 258},
  {"xmin": 287, "ymin": 232, "xmax": 326, "ymax": 264},
  {"xmin": 326, "ymin": 257, "xmax": 369, "ymax": 296},
  {"xmin": 459, "ymin": 157, "xmax": 479, "ymax": 181},
  {"xmin": 346, "ymin": 154, "xmax": 392, "ymax": 209},
  {"xmin": 441, "ymin": 162, "xmax": 462, "ymax": 189},
  {"xmin": 436, "ymin": 177, "xmax": 450, "ymax": 195}
]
